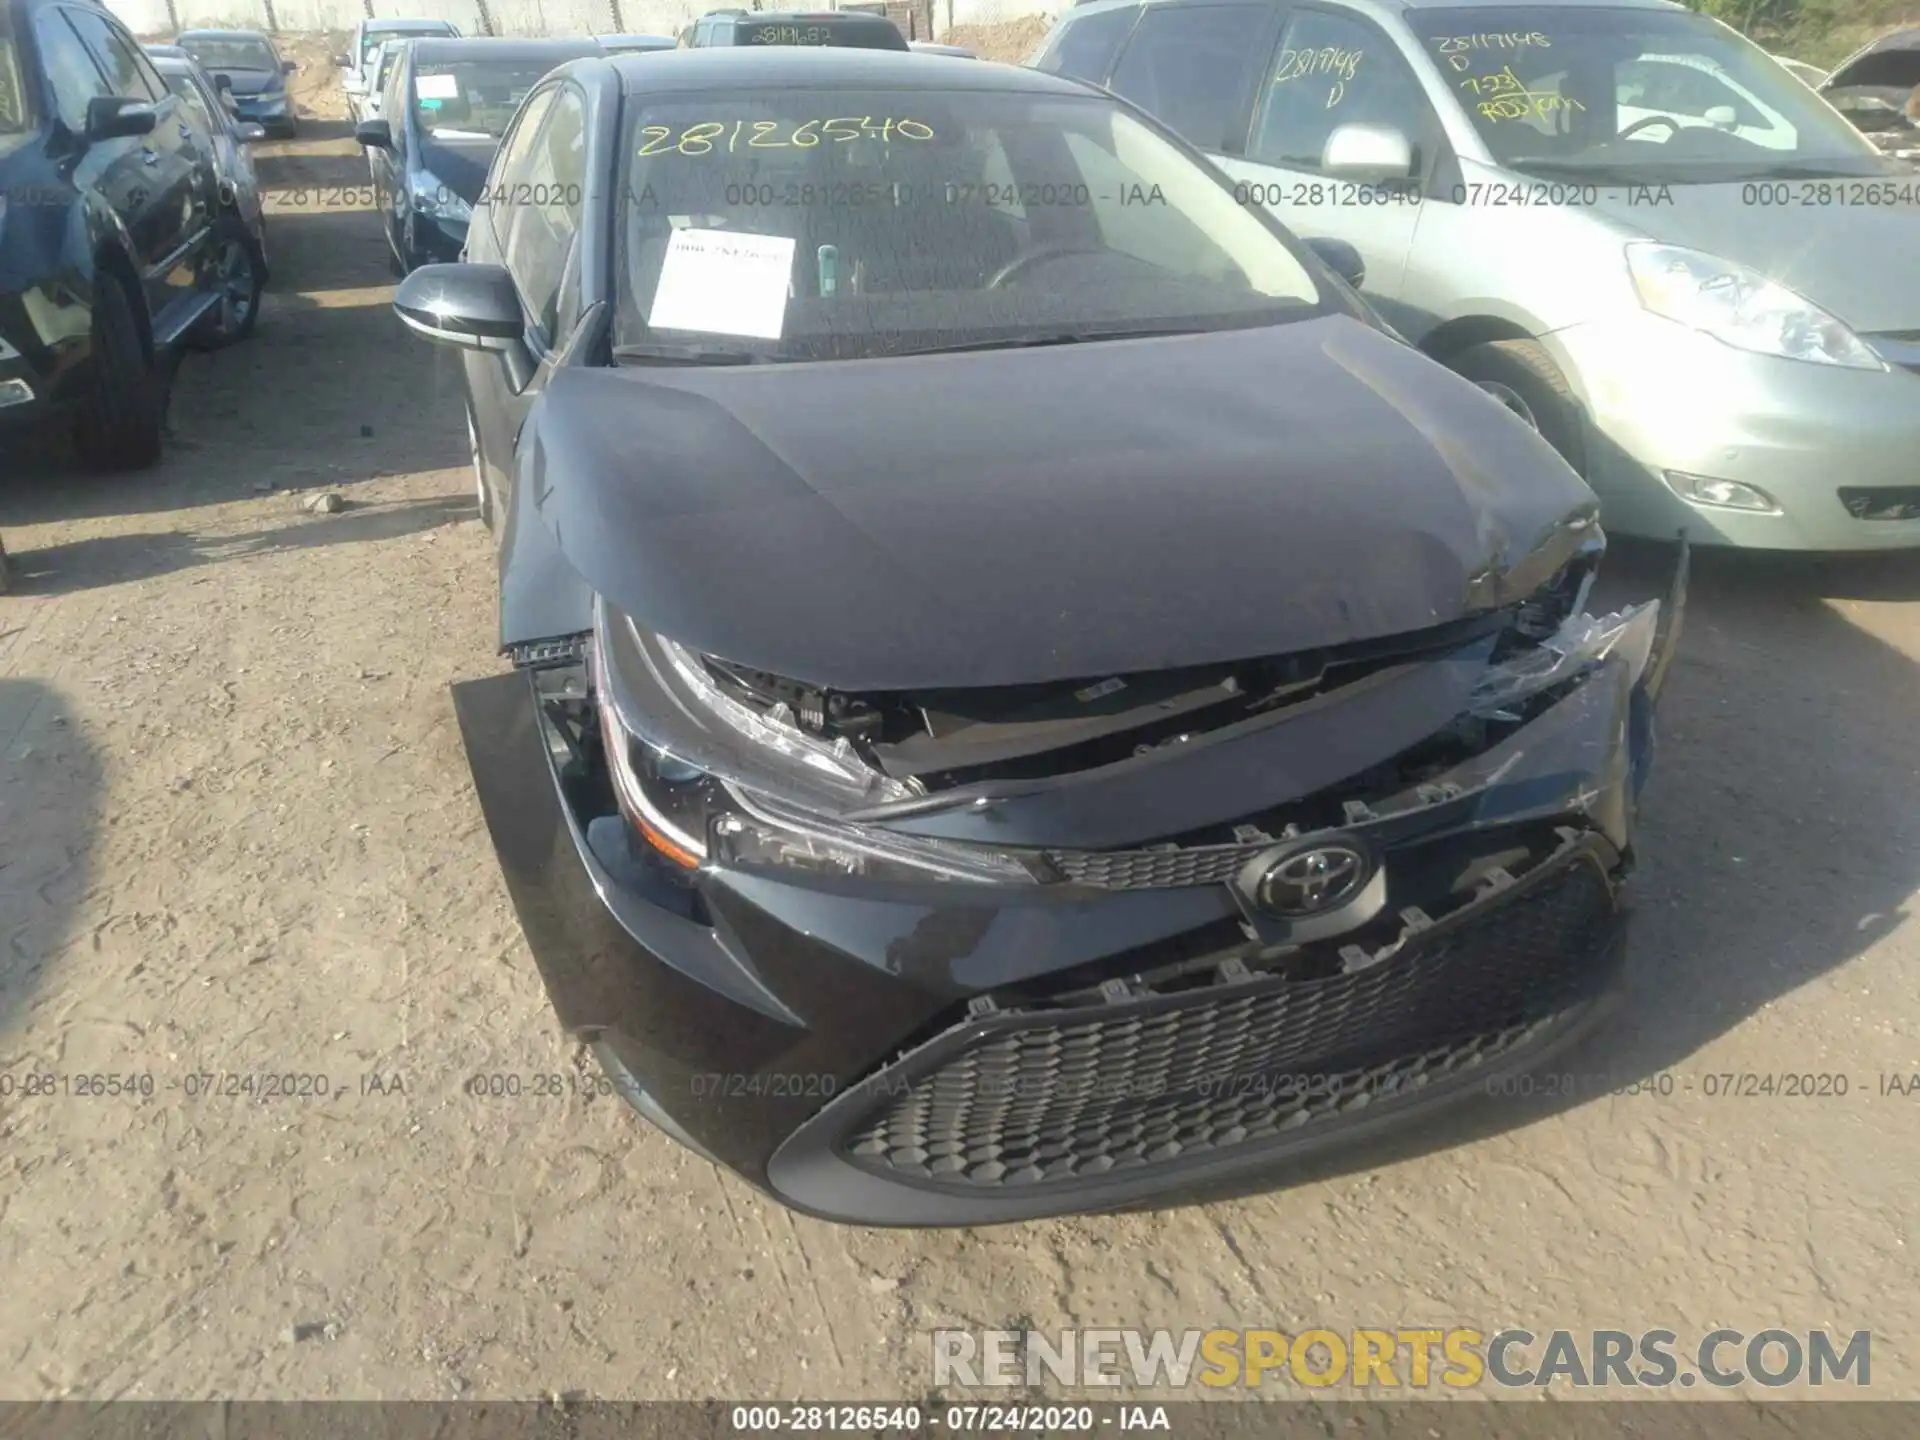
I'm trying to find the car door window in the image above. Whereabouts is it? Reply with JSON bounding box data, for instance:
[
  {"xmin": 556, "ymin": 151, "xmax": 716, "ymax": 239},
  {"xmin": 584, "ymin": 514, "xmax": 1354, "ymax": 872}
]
[
  {"xmin": 487, "ymin": 85, "xmax": 558, "ymax": 243},
  {"xmin": 503, "ymin": 87, "xmax": 587, "ymax": 344},
  {"xmin": 33, "ymin": 11, "xmax": 110, "ymax": 132},
  {"xmin": 1249, "ymin": 8, "xmax": 1438, "ymax": 172},
  {"xmin": 63, "ymin": 8, "xmax": 162, "ymax": 102},
  {"xmin": 384, "ymin": 52, "xmax": 409, "ymax": 153},
  {"xmin": 1033, "ymin": 5, "xmax": 1139, "ymax": 84},
  {"xmin": 1106, "ymin": 4, "xmax": 1273, "ymax": 154}
]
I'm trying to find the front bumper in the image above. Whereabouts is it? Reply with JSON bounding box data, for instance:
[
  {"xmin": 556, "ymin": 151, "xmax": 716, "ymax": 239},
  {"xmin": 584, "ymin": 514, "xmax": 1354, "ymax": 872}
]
[
  {"xmin": 0, "ymin": 289, "xmax": 82, "ymax": 434},
  {"xmin": 452, "ymin": 554, "xmax": 1684, "ymax": 1225},
  {"xmin": 1544, "ymin": 312, "xmax": 1920, "ymax": 551}
]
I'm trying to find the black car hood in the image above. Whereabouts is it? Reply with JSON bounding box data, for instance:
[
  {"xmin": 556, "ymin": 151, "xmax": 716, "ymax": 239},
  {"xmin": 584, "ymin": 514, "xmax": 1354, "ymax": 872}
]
[
  {"xmin": 416, "ymin": 137, "xmax": 497, "ymax": 204},
  {"xmin": 1823, "ymin": 26, "xmax": 1920, "ymax": 92},
  {"xmin": 211, "ymin": 68, "xmax": 280, "ymax": 95},
  {"xmin": 520, "ymin": 315, "xmax": 1600, "ymax": 691}
]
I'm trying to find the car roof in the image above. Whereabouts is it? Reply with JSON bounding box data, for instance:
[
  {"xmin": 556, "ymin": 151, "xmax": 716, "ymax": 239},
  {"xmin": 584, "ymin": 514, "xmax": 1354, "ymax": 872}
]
[
  {"xmin": 610, "ymin": 46, "xmax": 1090, "ymax": 94},
  {"xmin": 408, "ymin": 36, "xmax": 607, "ymax": 62},
  {"xmin": 149, "ymin": 55, "xmax": 198, "ymax": 75},
  {"xmin": 176, "ymin": 29, "xmax": 277, "ymax": 40}
]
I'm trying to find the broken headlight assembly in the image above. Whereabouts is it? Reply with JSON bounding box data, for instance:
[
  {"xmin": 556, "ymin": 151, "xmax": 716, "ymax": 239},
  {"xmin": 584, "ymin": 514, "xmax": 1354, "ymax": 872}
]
[
  {"xmin": 1469, "ymin": 600, "xmax": 1661, "ymax": 719},
  {"xmin": 589, "ymin": 600, "xmax": 1040, "ymax": 886}
]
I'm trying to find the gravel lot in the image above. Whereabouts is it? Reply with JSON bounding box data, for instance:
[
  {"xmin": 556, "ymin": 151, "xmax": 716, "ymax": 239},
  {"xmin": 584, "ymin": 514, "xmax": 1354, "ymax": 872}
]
[{"xmin": 2, "ymin": 45, "xmax": 1919, "ymax": 1405}]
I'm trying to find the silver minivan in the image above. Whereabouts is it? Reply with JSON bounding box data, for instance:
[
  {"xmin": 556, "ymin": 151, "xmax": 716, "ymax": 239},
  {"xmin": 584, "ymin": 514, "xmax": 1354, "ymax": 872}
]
[{"xmin": 1034, "ymin": 0, "xmax": 1920, "ymax": 550}]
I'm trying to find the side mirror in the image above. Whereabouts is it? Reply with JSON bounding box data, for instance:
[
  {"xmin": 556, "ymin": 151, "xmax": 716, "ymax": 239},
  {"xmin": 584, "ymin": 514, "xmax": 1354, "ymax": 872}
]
[
  {"xmin": 1321, "ymin": 122, "xmax": 1416, "ymax": 183},
  {"xmin": 332, "ymin": 53, "xmax": 351, "ymax": 67},
  {"xmin": 283, "ymin": 59, "xmax": 299, "ymax": 73},
  {"xmin": 355, "ymin": 118, "xmax": 393, "ymax": 150},
  {"xmin": 1704, "ymin": 104, "xmax": 1737, "ymax": 128},
  {"xmin": 394, "ymin": 263, "xmax": 523, "ymax": 351},
  {"xmin": 214, "ymin": 73, "xmax": 233, "ymax": 91},
  {"xmin": 237, "ymin": 121, "xmax": 267, "ymax": 141},
  {"xmin": 1305, "ymin": 237, "xmax": 1366, "ymax": 290},
  {"xmin": 85, "ymin": 96, "xmax": 158, "ymax": 142}
]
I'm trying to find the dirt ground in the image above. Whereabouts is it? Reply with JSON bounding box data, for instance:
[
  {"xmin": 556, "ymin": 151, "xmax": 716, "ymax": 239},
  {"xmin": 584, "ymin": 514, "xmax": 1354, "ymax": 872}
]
[{"xmin": 3, "ymin": 45, "xmax": 1920, "ymax": 1407}]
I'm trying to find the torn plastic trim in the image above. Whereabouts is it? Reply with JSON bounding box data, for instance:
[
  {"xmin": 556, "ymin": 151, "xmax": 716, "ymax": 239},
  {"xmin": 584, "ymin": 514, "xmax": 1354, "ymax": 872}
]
[{"xmin": 1467, "ymin": 601, "xmax": 1660, "ymax": 718}]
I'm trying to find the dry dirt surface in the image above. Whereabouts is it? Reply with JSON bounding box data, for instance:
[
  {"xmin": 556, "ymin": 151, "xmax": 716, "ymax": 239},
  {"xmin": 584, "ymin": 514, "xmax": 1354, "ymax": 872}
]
[{"xmin": 3, "ymin": 51, "xmax": 1920, "ymax": 1410}]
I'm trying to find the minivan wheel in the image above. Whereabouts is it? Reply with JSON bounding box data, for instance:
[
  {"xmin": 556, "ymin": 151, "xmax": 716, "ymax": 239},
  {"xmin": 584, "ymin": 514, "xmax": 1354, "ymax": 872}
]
[
  {"xmin": 75, "ymin": 276, "xmax": 164, "ymax": 471},
  {"xmin": 1444, "ymin": 338, "xmax": 1586, "ymax": 477}
]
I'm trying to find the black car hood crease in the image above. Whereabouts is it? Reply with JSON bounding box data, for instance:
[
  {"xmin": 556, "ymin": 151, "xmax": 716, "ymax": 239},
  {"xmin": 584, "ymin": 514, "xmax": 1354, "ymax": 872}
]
[
  {"xmin": 522, "ymin": 315, "xmax": 1599, "ymax": 692},
  {"xmin": 417, "ymin": 138, "xmax": 495, "ymax": 204}
]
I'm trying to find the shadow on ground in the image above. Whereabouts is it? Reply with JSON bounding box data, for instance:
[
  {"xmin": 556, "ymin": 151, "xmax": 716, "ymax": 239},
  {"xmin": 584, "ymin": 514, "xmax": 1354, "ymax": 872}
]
[{"xmin": 0, "ymin": 680, "xmax": 103, "ymax": 1037}]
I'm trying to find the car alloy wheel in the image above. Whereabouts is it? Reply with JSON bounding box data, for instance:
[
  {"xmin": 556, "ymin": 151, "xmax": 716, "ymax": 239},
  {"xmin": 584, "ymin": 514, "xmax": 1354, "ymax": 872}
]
[
  {"xmin": 212, "ymin": 236, "xmax": 258, "ymax": 336},
  {"xmin": 1475, "ymin": 380, "xmax": 1539, "ymax": 432}
]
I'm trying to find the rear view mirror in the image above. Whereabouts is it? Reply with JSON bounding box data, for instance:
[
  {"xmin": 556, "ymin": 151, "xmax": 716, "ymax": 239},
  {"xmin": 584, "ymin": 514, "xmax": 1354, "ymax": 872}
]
[
  {"xmin": 1704, "ymin": 104, "xmax": 1737, "ymax": 128},
  {"xmin": 354, "ymin": 118, "xmax": 393, "ymax": 150},
  {"xmin": 85, "ymin": 96, "xmax": 158, "ymax": 142},
  {"xmin": 1305, "ymin": 237, "xmax": 1366, "ymax": 290},
  {"xmin": 1321, "ymin": 123, "xmax": 1416, "ymax": 182},
  {"xmin": 394, "ymin": 263, "xmax": 523, "ymax": 351}
]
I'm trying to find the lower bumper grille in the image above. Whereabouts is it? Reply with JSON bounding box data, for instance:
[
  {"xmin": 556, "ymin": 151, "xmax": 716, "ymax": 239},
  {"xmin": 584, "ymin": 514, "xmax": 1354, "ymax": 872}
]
[
  {"xmin": 1840, "ymin": 487, "xmax": 1920, "ymax": 521},
  {"xmin": 839, "ymin": 847, "xmax": 1621, "ymax": 1191}
]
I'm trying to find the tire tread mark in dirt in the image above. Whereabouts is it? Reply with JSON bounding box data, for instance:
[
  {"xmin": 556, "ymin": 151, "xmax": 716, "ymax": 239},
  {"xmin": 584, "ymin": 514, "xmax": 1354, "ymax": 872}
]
[
  {"xmin": 777, "ymin": 1205, "xmax": 847, "ymax": 1371},
  {"xmin": 1210, "ymin": 1215, "xmax": 1281, "ymax": 1311}
]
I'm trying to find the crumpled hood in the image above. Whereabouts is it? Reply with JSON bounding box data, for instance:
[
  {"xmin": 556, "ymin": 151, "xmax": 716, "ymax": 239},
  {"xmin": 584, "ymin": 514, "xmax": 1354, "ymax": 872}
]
[{"xmin": 521, "ymin": 315, "xmax": 1599, "ymax": 691}]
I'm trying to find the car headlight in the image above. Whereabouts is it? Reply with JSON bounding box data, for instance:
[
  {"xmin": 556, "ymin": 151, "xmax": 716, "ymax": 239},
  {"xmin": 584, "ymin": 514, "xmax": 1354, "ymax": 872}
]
[
  {"xmin": 1469, "ymin": 601, "xmax": 1660, "ymax": 718},
  {"xmin": 591, "ymin": 601, "xmax": 1041, "ymax": 885},
  {"xmin": 1625, "ymin": 242, "xmax": 1885, "ymax": 371},
  {"xmin": 411, "ymin": 171, "xmax": 472, "ymax": 222}
]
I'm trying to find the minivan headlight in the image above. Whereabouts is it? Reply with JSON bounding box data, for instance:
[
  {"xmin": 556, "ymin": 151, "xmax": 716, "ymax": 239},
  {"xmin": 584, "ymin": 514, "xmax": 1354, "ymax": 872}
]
[{"xmin": 1625, "ymin": 243, "xmax": 1885, "ymax": 371}]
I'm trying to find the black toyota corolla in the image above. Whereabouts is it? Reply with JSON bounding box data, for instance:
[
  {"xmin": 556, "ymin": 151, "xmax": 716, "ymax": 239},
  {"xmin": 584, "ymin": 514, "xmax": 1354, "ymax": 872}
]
[{"xmin": 396, "ymin": 48, "xmax": 1686, "ymax": 1226}]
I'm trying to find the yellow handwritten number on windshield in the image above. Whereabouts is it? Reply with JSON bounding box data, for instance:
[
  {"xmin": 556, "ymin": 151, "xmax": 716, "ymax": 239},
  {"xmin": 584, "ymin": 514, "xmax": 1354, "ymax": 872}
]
[{"xmin": 637, "ymin": 117, "xmax": 936, "ymax": 158}]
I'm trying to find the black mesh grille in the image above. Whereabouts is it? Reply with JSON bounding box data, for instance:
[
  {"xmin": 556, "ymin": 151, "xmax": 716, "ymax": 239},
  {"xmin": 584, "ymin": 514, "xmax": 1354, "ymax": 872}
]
[
  {"xmin": 1047, "ymin": 842, "xmax": 1265, "ymax": 890},
  {"xmin": 840, "ymin": 855, "xmax": 1617, "ymax": 1189}
]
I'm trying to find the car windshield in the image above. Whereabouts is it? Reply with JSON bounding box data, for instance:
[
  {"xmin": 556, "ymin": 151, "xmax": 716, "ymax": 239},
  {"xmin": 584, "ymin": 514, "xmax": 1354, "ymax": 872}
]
[
  {"xmin": 614, "ymin": 87, "xmax": 1329, "ymax": 362},
  {"xmin": 365, "ymin": 28, "xmax": 443, "ymax": 67},
  {"xmin": 1411, "ymin": 6, "xmax": 1899, "ymax": 181},
  {"xmin": 414, "ymin": 60, "xmax": 560, "ymax": 138},
  {"xmin": 181, "ymin": 37, "xmax": 279, "ymax": 72}
]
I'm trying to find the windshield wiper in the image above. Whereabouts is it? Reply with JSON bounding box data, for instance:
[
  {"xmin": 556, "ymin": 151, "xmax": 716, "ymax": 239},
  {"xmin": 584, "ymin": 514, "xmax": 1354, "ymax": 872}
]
[
  {"xmin": 890, "ymin": 327, "xmax": 1207, "ymax": 358},
  {"xmin": 612, "ymin": 342, "xmax": 773, "ymax": 366},
  {"xmin": 1724, "ymin": 162, "xmax": 1891, "ymax": 180}
]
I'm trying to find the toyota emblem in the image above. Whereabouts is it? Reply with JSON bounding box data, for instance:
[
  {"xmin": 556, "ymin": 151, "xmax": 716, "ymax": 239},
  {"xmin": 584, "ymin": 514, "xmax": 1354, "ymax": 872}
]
[{"xmin": 1254, "ymin": 841, "xmax": 1372, "ymax": 917}]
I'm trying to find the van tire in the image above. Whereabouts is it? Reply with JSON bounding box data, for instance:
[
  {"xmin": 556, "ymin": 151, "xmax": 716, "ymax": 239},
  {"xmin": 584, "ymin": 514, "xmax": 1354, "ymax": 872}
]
[
  {"xmin": 75, "ymin": 275, "xmax": 164, "ymax": 472},
  {"xmin": 1445, "ymin": 339, "xmax": 1586, "ymax": 476}
]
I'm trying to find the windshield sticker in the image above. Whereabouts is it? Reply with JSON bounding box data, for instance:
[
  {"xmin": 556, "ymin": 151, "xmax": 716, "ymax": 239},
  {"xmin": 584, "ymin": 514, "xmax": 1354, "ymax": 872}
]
[
  {"xmin": 1433, "ymin": 32, "xmax": 1551, "ymax": 72},
  {"xmin": 636, "ymin": 117, "xmax": 935, "ymax": 157},
  {"xmin": 419, "ymin": 98, "xmax": 443, "ymax": 110},
  {"xmin": 1271, "ymin": 46, "xmax": 1362, "ymax": 107},
  {"xmin": 1459, "ymin": 65, "xmax": 1586, "ymax": 122},
  {"xmin": 648, "ymin": 228, "xmax": 796, "ymax": 340},
  {"xmin": 416, "ymin": 73, "xmax": 460, "ymax": 100}
]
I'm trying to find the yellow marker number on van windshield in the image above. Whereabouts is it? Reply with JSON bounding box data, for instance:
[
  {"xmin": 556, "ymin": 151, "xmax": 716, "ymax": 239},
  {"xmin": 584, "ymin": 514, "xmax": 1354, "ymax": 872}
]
[
  {"xmin": 1270, "ymin": 45, "xmax": 1363, "ymax": 108},
  {"xmin": 636, "ymin": 117, "xmax": 936, "ymax": 157},
  {"xmin": 1457, "ymin": 64, "xmax": 1585, "ymax": 123},
  {"xmin": 1432, "ymin": 31, "xmax": 1551, "ymax": 72}
]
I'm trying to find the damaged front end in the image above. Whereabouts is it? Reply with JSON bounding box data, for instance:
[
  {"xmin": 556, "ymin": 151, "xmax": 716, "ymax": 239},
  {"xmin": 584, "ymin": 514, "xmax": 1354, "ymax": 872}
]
[{"xmin": 457, "ymin": 533, "xmax": 1687, "ymax": 1225}]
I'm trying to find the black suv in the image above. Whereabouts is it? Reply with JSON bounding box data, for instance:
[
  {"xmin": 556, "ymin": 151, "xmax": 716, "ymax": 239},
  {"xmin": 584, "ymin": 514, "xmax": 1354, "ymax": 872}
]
[
  {"xmin": 1, "ymin": 0, "xmax": 248, "ymax": 470},
  {"xmin": 682, "ymin": 9, "xmax": 909, "ymax": 49}
]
